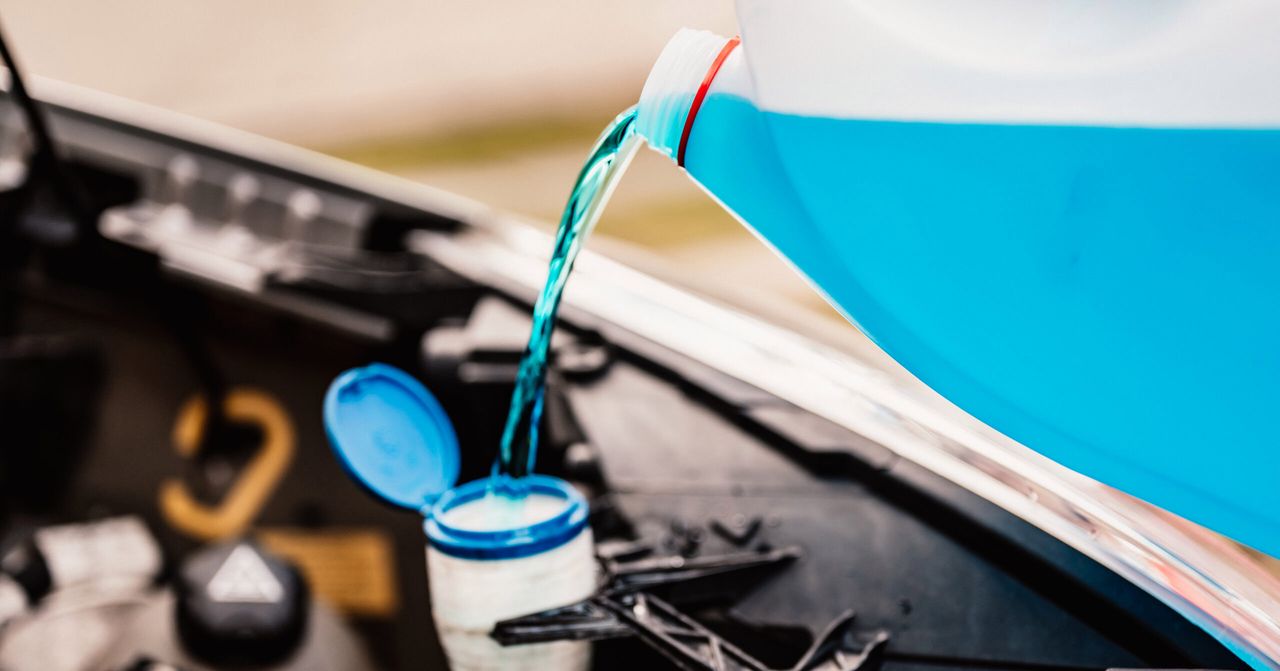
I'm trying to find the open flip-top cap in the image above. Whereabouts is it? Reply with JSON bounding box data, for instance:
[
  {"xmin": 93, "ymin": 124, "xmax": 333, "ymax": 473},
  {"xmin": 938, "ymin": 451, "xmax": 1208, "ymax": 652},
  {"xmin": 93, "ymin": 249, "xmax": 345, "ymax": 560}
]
[{"xmin": 323, "ymin": 363, "xmax": 459, "ymax": 511}]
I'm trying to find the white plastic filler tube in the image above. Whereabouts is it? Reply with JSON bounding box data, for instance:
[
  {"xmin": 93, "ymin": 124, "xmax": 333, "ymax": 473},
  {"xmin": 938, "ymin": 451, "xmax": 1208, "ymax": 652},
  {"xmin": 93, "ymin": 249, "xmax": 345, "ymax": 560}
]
[
  {"xmin": 323, "ymin": 364, "xmax": 596, "ymax": 671},
  {"xmin": 425, "ymin": 477, "xmax": 595, "ymax": 671}
]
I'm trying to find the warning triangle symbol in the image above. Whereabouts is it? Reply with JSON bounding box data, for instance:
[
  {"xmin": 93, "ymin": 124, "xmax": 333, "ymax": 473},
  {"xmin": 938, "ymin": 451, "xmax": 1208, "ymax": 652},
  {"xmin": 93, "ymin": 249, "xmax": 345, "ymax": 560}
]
[{"xmin": 206, "ymin": 545, "xmax": 284, "ymax": 604}]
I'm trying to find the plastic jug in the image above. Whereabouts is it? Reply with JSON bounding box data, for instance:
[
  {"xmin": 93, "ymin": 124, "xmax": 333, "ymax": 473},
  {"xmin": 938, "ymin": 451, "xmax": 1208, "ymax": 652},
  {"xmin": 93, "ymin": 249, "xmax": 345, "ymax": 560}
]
[{"xmin": 636, "ymin": 1, "xmax": 1280, "ymax": 556}]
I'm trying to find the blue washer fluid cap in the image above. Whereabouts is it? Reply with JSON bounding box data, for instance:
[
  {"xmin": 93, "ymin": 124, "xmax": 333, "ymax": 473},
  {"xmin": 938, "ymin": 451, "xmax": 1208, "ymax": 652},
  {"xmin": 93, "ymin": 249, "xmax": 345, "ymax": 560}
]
[
  {"xmin": 324, "ymin": 363, "xmax": 459, "ymax": 511},
  {"xmin": 424, "ymin": 475, "xmax": 589, "ymax": 560}
]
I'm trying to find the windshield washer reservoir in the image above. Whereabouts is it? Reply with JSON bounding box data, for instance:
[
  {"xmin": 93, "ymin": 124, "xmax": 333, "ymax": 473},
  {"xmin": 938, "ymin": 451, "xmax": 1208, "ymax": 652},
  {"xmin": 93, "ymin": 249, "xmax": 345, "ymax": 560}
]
[{"xmin": 324, "ymin": 364, "xmax": 595, "ymax": 671}]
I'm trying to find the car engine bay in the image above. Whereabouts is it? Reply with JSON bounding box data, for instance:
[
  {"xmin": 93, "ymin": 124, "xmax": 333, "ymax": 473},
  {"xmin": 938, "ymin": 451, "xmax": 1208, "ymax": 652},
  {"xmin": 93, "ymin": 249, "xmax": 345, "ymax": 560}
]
[{"xmin": 0, "ymin": 78, "xmax": 1255, "ymax": 671}]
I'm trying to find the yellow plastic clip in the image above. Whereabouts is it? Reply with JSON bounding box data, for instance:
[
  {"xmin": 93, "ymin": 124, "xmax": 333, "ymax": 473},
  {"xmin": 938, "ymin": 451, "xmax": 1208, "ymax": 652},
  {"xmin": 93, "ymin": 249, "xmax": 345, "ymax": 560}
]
[{"xmin": 160, "ymin": 388, "xmax": 294, "ymax": 541}]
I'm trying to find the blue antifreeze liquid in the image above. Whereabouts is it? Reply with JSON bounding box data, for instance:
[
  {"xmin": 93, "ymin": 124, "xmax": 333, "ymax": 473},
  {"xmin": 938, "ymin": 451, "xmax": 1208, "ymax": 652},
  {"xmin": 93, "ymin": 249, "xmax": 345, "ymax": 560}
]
[
  {"xmin": 677, "ymin": 93, "xmax": 1280, "ymax": 556},
  {"xmin": 493, "ymin": 108, "xmax": 640, "ymax": 498}
]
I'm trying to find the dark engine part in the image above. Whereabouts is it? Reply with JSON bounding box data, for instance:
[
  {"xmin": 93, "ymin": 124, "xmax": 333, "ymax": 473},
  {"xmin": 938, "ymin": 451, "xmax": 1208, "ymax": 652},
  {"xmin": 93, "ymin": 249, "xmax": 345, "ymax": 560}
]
[
  {"xmin": 175, "ymin": 540, "xmax": 309, "ymax": 667},
  {"xmin": 0, "ymin": 334, "xmax": 106, "ymax": 513}
]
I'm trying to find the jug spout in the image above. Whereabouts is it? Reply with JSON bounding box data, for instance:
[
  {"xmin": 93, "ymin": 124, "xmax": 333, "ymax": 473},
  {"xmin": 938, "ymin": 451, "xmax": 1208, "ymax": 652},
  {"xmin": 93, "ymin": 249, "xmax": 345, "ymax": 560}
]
[
  {"xmin": 636, "ymin": 29, "xmax": 735, "ymax": 163},
  {"xmin": 636, "ymin": 29, "xmax": 854, "ymax": 326}
]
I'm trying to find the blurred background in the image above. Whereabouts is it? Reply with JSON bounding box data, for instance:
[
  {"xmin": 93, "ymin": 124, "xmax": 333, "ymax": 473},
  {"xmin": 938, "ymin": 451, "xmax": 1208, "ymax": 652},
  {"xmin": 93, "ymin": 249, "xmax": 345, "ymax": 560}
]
[{"xmin": 0, "ymin": 0, "xmax": 882, "ymax": 358}]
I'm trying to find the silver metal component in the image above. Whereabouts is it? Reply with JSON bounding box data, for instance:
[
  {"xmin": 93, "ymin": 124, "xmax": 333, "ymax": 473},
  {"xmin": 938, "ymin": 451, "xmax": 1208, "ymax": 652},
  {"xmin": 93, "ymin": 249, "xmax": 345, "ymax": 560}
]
[
  {"xmin": 98, "ymin": 154, "xmax": 372, "ymax": 293},
  {"xmin": 161, "ymin": 154, "xmax": 199, "ymax": 204},
  {"xmin": 223, "ymin": 172, "xmax": 261, "ymax": 222},
  {"xmin": 34, "ymin": 517, "xmax": 163, "ymax": 594},
  {"xmin": 283, "ymin": 188, "xmax": 323, "ymax": 240},
  {"xmin": 0, "ymin": 107, "xmax": 29, "ymax": 192}
]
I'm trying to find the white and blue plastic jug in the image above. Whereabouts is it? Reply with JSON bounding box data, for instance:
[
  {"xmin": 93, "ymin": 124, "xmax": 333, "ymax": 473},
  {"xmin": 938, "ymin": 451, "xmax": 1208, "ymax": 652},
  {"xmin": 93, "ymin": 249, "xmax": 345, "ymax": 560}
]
[{"xmin": 638, "ymin": 1, "xmax": 1280, "ymax": 556}]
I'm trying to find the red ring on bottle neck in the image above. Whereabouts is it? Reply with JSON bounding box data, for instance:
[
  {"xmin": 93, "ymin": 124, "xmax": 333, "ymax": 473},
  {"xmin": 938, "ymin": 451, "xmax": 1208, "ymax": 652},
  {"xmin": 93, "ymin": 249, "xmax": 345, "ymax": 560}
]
[{"xmin": 676, "ymin": 36, "xmax": 741, "ymax": 168}]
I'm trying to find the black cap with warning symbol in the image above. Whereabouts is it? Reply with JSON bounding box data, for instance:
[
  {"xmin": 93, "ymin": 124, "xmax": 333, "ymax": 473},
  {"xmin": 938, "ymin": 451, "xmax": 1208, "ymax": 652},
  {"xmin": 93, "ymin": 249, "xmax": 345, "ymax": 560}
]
[{"xmin": 175, "ymin": 539, "xmax": 309, "ymax": 666}]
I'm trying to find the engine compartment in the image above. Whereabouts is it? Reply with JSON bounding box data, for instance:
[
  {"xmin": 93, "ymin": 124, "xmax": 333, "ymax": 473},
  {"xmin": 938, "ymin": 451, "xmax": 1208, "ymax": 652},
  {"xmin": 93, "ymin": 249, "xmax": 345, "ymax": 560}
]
[{"xmin": 0, "ymin": 90, "xmax": 1252, "ymax": 670}]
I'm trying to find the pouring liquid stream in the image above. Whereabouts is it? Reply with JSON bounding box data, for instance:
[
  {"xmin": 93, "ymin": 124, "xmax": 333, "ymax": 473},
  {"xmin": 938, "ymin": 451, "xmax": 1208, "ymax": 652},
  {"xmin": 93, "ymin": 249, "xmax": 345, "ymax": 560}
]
[{"xmin": 490, "ymin": 107, "xmax": 641, "ymax": 505}]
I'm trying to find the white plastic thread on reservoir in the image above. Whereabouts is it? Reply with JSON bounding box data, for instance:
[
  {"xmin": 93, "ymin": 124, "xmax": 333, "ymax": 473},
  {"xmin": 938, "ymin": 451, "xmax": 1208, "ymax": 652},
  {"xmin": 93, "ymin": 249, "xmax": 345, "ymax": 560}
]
[{"xmin": 424, "ymin": 477, "xmax": 596, "ymax": 671}]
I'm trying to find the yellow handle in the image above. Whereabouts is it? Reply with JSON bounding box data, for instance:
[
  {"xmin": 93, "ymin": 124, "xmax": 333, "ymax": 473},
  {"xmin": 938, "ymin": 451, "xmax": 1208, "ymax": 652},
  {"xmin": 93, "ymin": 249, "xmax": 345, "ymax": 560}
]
[{"xmin": 160, "ymin": 388, "xmax": 294, "ymax": 541}]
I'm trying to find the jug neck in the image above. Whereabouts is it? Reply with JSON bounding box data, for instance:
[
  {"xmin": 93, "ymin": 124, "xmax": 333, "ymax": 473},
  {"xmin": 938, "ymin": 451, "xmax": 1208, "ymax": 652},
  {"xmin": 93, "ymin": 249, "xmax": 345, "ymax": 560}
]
[{"xmin": 637, "ymin": 29, "xmax": 738, "ymax": 164}]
